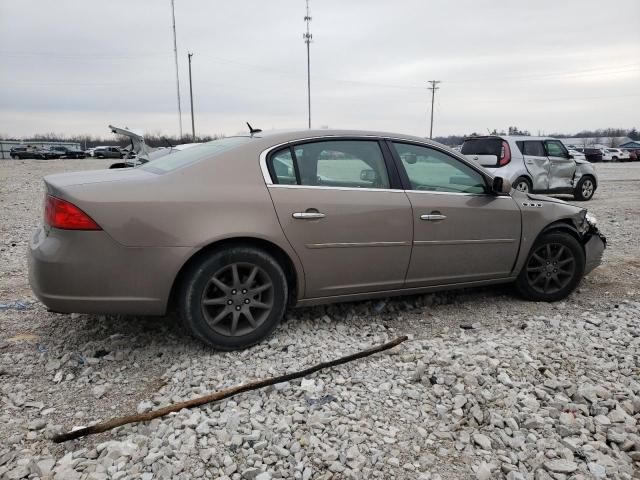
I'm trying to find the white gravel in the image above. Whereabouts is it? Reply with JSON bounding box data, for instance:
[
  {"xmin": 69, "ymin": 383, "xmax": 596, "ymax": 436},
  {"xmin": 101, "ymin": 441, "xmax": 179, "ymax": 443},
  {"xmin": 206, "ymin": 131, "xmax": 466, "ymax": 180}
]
[{"xmin": 1, "ymin": 159, "xmax": 639, "ymax": 479}]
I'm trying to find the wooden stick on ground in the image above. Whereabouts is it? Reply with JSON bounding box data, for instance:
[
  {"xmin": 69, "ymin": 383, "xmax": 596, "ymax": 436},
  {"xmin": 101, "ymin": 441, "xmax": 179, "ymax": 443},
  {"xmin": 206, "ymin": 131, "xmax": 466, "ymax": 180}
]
[{"xmin": 52, "ymin": 335, "xmax": 408, "ymax": 443}]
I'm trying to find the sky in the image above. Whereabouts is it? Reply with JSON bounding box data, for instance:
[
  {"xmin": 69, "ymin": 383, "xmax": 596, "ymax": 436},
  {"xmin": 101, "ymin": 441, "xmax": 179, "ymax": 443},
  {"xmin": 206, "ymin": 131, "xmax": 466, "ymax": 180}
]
[{"xmin": 0, "ymin": 0, "xmax": 639, "ymax": 139}]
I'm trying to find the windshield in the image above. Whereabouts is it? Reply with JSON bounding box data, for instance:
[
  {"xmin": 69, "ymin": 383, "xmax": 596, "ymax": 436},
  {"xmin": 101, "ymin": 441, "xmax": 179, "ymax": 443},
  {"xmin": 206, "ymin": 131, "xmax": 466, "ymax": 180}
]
[{"xmin": 140, "ymin": 136, "xmax": 252, "ymax": 173}]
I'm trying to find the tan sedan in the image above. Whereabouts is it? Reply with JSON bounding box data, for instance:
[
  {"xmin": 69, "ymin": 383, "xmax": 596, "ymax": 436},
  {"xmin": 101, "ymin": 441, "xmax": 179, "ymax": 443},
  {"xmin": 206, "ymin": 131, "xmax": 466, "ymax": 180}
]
[{"xmin": 29, "ymin": 129, "xmax": 605, "ymax": 349}]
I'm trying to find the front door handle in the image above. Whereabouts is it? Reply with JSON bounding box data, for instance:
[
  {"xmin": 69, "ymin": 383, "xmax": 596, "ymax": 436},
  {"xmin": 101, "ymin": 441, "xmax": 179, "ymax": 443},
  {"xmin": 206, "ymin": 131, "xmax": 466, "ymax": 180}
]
[
  {"xmin": 420, "ymin": 213, "xmax": 447, "ymax": 221},
  {"xmin": 293, "ymin": 211, "xmax": 326, "ymax": 220}
]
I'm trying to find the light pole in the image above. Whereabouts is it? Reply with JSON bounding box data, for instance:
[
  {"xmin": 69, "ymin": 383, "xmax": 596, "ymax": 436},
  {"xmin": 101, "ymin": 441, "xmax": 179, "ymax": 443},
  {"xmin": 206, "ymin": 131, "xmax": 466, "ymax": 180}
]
[
  {"xmin": 303, "ymin": 0, "xmax": 312, "ymax": 129},
  {"xmin": 171, "ymin": 0, "xmax": 183, "ymax": 139},
  {"xmin": 188, "ymin": 52, "xmax": 195, "ymax": 141}
]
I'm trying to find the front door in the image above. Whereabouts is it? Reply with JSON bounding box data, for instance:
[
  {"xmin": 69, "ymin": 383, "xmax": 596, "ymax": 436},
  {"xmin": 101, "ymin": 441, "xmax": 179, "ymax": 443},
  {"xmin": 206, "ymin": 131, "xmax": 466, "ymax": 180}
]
[
  {"xmin": 266, "ymin": 139, "xmax": 413, "ymax": 298},
  {"xmin": 545, "ymin": 140, "xmax": 576, "ymax": 190},
  {"xmin": 519, "ymin": 140, "xmax": 550, "ymax": 191},
  {"xmin": 389, "ymin": 141, "xmax": 521, "ymax": 287}
]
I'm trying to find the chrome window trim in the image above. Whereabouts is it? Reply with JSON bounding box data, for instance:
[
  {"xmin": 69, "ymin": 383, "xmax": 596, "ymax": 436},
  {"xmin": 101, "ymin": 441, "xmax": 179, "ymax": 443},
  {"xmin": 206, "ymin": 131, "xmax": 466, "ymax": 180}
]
[
  {"xmin": 259, "ymin": 134, "xmax": 496, "ymax": 191},
  {"xmin": 267, "ymin": 184, "xmax": 403, "ymax": 193}
]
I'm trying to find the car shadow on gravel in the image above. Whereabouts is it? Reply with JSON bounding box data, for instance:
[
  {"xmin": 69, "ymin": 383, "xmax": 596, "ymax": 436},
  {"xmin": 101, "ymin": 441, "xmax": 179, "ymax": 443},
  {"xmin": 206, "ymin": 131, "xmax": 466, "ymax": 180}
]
[{"xmin": 33, "ymin": 283, "xmax": 516, "ymax": 353}]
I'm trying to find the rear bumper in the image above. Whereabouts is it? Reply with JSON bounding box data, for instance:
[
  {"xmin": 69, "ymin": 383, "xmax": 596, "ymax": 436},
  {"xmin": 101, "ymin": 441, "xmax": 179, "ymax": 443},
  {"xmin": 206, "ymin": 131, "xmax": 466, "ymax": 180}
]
[
  {"xmin": 28, "ymin": 226, "xmax": 191, "ymax": 315},
  {"xmin": 584, "ymin": 228, "xmax": 606, "ymax": 275}
]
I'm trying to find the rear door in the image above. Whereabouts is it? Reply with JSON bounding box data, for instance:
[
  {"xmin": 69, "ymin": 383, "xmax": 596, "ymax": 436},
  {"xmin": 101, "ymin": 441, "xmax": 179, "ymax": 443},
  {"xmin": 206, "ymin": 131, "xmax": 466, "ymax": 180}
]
[
  {"xmin": 266, "ymin": 139, "xmax": 413, "ymax": 298},
  {"xmin": 390, "ymin": 141, "xmax": 521, "ymax": 286},
  {"xmin": 545, "ymin": 140, "xmax": 576, "ymax": 189},
  {"xmin": 519, "ymin": 140, "xmax": 550, "ymax": 191}
]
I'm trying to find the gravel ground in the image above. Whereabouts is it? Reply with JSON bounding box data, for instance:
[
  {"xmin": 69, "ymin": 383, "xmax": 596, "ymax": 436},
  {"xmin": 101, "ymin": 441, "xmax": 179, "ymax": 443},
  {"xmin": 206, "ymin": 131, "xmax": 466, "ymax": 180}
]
[{"xmin": 0, "ymin": 159, "xmax": 638, "ymax": 480}]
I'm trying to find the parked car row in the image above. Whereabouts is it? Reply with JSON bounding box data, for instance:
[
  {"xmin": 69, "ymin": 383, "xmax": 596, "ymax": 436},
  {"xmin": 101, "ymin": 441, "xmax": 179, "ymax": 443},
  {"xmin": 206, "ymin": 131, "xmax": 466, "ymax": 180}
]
[
  {"xmin": 9, "ymin": 146, "xmax": 86, "ymax": 159},
  {"xmin": 569, "ymin": 146, "xmax": 638, "ymax": 162}
]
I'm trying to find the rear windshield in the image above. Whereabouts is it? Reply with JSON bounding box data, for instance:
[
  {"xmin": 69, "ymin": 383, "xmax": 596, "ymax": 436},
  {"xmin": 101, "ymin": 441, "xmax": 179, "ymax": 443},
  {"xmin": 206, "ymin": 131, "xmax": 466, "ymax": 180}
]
[
  {"xmin": 141, "ymin": 136, "xmax": 252, "ymax": 173},
  {"xmin": 461, "ymin": 138, "xmax": 502, "ymax": 156}
]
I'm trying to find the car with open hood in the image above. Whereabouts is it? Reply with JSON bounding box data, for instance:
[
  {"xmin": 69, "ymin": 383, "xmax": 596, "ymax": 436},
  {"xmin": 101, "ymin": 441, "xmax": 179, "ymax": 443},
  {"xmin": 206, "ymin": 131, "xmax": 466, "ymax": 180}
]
[{"xmin": 29, "ymin": 129, "xmax": 606, "ymax": 350}]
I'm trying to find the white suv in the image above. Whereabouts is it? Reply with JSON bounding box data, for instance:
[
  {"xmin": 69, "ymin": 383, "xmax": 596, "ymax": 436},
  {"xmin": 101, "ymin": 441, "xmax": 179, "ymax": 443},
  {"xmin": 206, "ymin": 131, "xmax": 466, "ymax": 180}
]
[
  {"xmin": 601, "ymin": 148, "xmax": 630, "ymax": 162},
  {"xmin": 461, "ymin": 136, "xmax": 598, "ymax": 201}
]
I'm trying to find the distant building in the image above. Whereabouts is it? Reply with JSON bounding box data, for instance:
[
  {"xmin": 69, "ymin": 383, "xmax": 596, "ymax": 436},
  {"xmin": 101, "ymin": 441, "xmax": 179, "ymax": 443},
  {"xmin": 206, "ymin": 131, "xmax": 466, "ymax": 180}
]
[
  {"xmin": 560, "ymin": 136, "xmax": 632, "ymax": 148},
  {"xmin": 619, "ymin": 140, "xmax": 640, "ymax": 150},
  {"xmin": 0, "ymin": 140, "xmax": 81, "ymax": 159}
]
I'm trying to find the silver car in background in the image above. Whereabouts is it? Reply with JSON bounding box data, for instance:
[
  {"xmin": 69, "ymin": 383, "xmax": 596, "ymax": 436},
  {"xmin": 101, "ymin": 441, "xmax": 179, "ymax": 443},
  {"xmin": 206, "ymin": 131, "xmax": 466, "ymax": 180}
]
[{"xmin": 461, "ymin": 136, "xmax": 598, "ymax": 201}]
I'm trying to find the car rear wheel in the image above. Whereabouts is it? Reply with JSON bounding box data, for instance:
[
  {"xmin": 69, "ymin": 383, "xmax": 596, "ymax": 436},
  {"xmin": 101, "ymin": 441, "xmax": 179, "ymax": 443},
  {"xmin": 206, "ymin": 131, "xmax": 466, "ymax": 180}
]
[
  {"xmin": 514, "ymin": 176, "xmax": 532, "ymax": 193},
  {"xmin": 515, "ymin": 232, "xmax": 585, "ymax": 302},
  {"xmin": 574, "ymin": 176, "xmax": 595, "ymax": 201},
  {"xmin": 179, "ymin": 246, "xmax": 288, "ymax": 350}
]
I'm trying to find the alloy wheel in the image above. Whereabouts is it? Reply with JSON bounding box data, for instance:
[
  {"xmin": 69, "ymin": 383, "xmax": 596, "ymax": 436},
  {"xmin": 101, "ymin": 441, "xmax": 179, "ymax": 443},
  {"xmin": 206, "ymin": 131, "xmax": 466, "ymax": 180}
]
[
  {"xmin": 525, "ymin": 243, "xmax": 576, "ymax": 294},
  {"xmin": 200, "ymin": 262, "xmax": 274, "ymax": 337},
  {"xmin": 581, "ymin": 179, "xmax": 594, "ymax": 199},
  {"xmin": 515, "ymin": 181, "xmax": 529, "ymax": 193}
]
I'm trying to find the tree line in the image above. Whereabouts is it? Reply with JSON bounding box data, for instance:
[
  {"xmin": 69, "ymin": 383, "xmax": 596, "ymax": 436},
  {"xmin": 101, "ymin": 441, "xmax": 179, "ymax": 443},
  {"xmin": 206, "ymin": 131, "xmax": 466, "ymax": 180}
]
[
  {"xmin": 434, "ymin": 127, "xmax": 639, "ymax": 146},
  {"xmin": 2, "ymin": 127, "xmax": 638, "ymax": 149}
]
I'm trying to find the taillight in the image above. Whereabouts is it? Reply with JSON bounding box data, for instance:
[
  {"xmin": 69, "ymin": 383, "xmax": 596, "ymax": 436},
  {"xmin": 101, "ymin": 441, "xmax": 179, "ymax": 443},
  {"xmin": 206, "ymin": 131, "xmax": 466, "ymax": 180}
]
[
  {"xmin": 44, "ymin": 195, "xmax": 101, "ymax": 230},
  {"xmin": 498, "ymin": 140, "xmax": 511, "ymax": 166}
]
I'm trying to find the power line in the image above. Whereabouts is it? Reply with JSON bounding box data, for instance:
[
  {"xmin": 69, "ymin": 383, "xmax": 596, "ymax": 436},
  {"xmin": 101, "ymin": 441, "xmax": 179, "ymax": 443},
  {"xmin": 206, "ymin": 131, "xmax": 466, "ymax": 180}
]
[
  {"xmin": 303, "ymin": 0, "xmax": 313, "ymax": 129},
  {"xmin": 428, "ymin": 80, "xmax": 441, "ymax": 139},
  {"xmin": 170, "ymin": 0, "xmax": 183, "ymax": 138}
]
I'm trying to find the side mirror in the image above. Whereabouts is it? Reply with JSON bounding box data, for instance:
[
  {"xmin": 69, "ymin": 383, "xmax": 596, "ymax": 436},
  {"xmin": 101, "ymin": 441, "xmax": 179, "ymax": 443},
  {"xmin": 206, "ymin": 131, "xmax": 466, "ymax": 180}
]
[
  {"xmin": 360, "ymin": 169, "xmax": 377, "ymax": 182},
  {"xmin": 404, "ymin": 153, "xmax": 418, "ymax": 164},
  {"xmin": 492, "ymin": 176, "xmax": 512, "ymax": 195}
]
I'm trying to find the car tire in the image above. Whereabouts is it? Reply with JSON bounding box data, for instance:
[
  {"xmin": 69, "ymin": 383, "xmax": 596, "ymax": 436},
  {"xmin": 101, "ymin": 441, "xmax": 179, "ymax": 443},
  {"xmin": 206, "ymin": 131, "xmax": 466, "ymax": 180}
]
[
  {"xmin": 574, "ymin": 176, "xmax": 596, "ymax": 201},
  {"xmin": 612, "ymin": 156, "xmax": 618, "ymax": 162},
  {"xmin": 178, "ymin": 246, "xmax": 288, "ymax": 350},
  {"xmin": 515, "ymin": 232, "xmax": 585, "ymax": 302},
  {"xmin": 96, "ymin": 154, "xmax": 104, "ymax": 159},
  {"xmin": 513, "ymin": 176, "xmax": 532, "ymax": 193}
]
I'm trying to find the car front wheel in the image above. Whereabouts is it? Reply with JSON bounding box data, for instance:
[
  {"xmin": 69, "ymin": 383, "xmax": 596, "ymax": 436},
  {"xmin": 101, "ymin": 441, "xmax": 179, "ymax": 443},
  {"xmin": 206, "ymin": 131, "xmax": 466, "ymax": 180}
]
[
  {"xmin": 178, "ymin": 246, "xmax": 288, "ymax": 350},
  {"xmin": 574, "ymin": 176, "xmax": 595, "ymax": 201},
  {"xmin": 515, "ymin": 232, "xmax": 585, "ymax": 302},
  {"xmin": 514, "ymin": 176, "xmax": 532, "ymax": 193}
]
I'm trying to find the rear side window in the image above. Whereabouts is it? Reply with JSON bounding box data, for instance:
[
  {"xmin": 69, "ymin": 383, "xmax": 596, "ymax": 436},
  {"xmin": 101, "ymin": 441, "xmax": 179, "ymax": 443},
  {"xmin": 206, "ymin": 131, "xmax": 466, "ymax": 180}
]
[
  {"xmin": 269, "ymin": 140, "xmax": 390, "ymax": 189},
  {"xmin": 269, "ymin": 148, "xmax": 297, "ymax": 185},
  {"xmin": 461, "ymin": 138, "xmax": 502, "ymax": 156},
  {"xmin": 522, "ymin": 141, "xmax": 546, "ymax": 156}
]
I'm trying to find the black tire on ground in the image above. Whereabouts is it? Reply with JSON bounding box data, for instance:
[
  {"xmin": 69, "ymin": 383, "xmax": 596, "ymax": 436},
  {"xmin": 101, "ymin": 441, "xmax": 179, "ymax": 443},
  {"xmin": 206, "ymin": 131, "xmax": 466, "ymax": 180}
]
[
  {"xmin": 178, "ymin": 246, "xmax": 288, "ymax": 350},
  {"xmin": 96, "ymin": 154, "xmax": 105, "ymax": 159},
  {"xmin": 612, "ymin": 156, "xmax": 618, "ymax": 162},
  {"xmin": 515, "ymin": 232, "xmax": 585, "ymax": 302},
  {"xmin": 574, "ymin": 175, "xmax": 596, "ymax": 201},
  {"xmin": 513, "ymin": 176, "xmax": 532, "ymax": 193}
]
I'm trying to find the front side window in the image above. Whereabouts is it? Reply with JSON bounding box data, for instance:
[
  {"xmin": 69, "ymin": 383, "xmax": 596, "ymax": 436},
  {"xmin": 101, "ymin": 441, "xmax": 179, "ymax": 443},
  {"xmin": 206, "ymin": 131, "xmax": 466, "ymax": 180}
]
[
  {"xmin": 392, "ymin": 142, "xmax": 487, "ymax": 194},
  {"xmin": 545, "ymin": 141, "xmax": 567, "ymax": 157},
  {"xmin": 270, "ymin": 140, "xmax": 390, "ymax": 189}
]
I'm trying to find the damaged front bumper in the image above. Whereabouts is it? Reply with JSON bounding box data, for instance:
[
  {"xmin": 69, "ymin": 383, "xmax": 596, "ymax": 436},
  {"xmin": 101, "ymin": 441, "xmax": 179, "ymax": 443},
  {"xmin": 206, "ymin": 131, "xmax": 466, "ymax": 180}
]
[{"xmin": 584, "ymin": 225, "xmax": 606, "ymax": 275}]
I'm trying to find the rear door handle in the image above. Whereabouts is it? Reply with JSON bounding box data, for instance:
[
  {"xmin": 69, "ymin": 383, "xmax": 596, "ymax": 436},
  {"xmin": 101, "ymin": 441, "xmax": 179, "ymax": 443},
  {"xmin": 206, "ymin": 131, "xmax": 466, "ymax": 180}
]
[
  {"xmin": 293, "ymin": 212, "xmax": 326, "ymax": 219},
  {"xmin": 420, "ymin": 214, "xmax": 447, "ymax": 221}
]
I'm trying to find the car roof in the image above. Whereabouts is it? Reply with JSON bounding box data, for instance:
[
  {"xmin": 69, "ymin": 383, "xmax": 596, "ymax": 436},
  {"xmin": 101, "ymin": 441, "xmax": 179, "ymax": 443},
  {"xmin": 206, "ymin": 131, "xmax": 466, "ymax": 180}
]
[
  {"xmin": 248, "ymin": 128, "xmax": 440, "ymax": 146},
  {"xmin": 462, "ymin": 135, "xmax": 559, "ymax": 142}
]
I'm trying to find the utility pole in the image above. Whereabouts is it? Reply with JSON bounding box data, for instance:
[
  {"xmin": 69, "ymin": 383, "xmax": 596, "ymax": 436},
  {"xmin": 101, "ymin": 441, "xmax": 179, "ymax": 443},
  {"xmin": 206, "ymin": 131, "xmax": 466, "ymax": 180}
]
[
  {"xmin": 171, "ymin": 0, "xmax": 183, "ymax": 139},
  {"xmin": 303, "ymin": 0, "xmax": 313, "ymax": 129},
  {"xmin": 428, "ymin": 80, "xmax": 441, "ymax": 139},
  {"xmin": 188, "ymin": 52, "xmax": 195, "ymax": 141}
]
